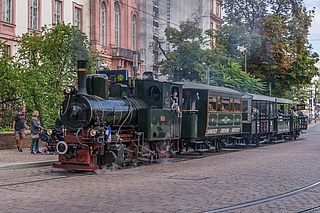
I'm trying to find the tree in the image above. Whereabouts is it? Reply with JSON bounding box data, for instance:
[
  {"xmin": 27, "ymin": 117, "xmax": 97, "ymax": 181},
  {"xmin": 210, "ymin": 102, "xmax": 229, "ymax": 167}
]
[
  {"xmin": 15, "ymin": 23, "xmax": 97, "ymax": 127},
  {"xmin": 221, "ymin": 0, "xmax": 319, "ymax": 96},
  {"xmin": 0, "ymin": 41, "xmax": 22, "ymax": 127},
  {"xmin": 158, "ymin": 20, "xmax": 265, "ymax": 93}
]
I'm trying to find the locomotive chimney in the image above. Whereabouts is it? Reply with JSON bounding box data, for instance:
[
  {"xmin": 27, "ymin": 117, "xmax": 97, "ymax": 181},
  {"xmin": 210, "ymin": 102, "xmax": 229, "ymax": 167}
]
[{"xmin": 77, "ymin": 60, "xmax": 88, "ymax": 95}]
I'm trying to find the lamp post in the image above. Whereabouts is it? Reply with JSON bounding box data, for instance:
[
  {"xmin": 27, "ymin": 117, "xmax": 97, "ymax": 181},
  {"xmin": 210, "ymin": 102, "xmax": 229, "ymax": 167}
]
[
  {"xmin": 132, "ymin": 51, "xmax": 139, "ymax": 78},
  {"xmin": 238, "ymin": 45, "xmax": 247, "ymax": 73},
  {"xmin": 203, "ymin": 62, "xmax": 210, "ymax": 85}
]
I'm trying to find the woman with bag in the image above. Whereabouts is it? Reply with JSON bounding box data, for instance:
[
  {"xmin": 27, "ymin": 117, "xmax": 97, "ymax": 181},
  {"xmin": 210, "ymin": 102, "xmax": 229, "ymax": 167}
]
[{"xmin": 30, "ymin": 111, "xmax": 42, "ymax": 154}]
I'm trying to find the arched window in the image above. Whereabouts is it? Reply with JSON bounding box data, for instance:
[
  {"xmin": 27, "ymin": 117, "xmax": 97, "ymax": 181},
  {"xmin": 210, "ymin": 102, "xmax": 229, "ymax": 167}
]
[
  {"xmin": 100, "ymin": 2, "xmax": 106, "ymax": 46},
  {"xmin": 114, "ymin": 3, "xmax": 120, "ymax": 47},
  {"xmin": 132, "ymin": 15, "xmax": 136, "ymax": 51}
]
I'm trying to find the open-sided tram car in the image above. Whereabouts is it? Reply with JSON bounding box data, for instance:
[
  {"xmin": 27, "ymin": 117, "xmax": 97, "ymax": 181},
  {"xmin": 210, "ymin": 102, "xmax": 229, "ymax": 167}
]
[{"xmin": 241, "ymin": 94, "xmax": 308, "ymax": 146}]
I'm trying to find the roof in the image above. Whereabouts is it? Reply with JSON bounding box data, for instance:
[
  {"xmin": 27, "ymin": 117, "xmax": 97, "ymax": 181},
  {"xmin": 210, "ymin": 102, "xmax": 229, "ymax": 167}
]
[
  {"xmin": 245, "ymin": 93, "xmax": 292, "ymax": 104},
  {"xmin": 174, "ymin": 81, "xmax": 243, "ymax": 96}
]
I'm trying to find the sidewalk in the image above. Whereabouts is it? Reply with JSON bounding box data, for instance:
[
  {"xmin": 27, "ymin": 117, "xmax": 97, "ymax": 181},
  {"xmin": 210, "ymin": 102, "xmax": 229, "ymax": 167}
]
[{"xmin": 0, "ymin": 148, "xmax": 57, "ymax": 171}]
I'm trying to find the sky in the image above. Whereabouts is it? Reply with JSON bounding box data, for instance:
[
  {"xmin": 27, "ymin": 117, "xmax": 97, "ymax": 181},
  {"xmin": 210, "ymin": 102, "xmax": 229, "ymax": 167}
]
[{"xmin": 305, "ymin": 0, "xmax": 320, "ymax": 56}]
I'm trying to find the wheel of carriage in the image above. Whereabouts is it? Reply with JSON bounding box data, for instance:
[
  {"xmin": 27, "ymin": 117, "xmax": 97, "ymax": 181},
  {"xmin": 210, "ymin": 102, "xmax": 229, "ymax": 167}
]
[
  {"xmin": 41, "ymin": 148, "xmax": 48, "ymax": 155},
  {"xmin": 255, "ymin": 138, "xmax": 260, "ymax": 147},
  {"xmin": 215, "ymin": 141, "xmax": 223, "ymax": 152}
]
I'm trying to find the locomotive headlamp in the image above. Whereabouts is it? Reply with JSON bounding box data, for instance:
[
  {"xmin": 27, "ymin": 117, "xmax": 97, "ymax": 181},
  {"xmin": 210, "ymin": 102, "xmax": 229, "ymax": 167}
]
[
  {"xmin": 47, "ymin": 129, "xmax": 53, "ymax": 136},
  {"xmin": 64, "ymin": 85, "xmax": 76, "ymax": 94},
  {"xmin": 89, "ymin": 129, "xmax": 98, "ymax": 137}
]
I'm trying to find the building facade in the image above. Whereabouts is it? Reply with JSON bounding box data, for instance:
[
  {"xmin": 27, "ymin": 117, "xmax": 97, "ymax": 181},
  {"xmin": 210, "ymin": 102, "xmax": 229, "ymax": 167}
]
[
  {"xmin": 0, "ymin": 0, "xmax": 89, "ymax": 55},
  {"xmin": 0, "ymin": 0, "xmax": 221, "ymax": 77},
  {"xmin": 138, "ymin": 0, "xmax": 222, "ymax": 74}
]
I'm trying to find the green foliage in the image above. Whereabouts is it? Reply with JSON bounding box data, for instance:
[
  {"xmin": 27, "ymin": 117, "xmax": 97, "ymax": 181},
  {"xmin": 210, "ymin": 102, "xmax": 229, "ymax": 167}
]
[
  {"xmin": 158, "ymin": 19, "xmax": 265, "ymax": 93},
  {"xmin": 0, "ymin": 126, "xmax": 12, "ymax": 132},
  {"xmin": 0, "ymin": 41, "xmax": 23, "ymax": 127},
  {"xmin": 0, "ymin": 41, "xmax": 21, "ymax": 102},
  {"xmin": 221, "ymin": 0, "xmax": 319, "ymax": 96},
  {"xmin": 12, "ymin": 23, "xmax": 97, "ymax": 128}
]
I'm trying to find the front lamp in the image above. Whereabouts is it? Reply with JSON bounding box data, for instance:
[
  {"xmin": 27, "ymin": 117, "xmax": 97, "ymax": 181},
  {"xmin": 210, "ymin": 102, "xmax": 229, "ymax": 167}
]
[
  {"xmin": 89, "ymin": 129, "xmax": 98, "ymax": 137},
  {"xmin": 47, "ymin": 129, "xmax": 53, "ymax": 136},
  {"xmin": 64, "ymin": 86, "xmax": 76, "ymax": 94}
]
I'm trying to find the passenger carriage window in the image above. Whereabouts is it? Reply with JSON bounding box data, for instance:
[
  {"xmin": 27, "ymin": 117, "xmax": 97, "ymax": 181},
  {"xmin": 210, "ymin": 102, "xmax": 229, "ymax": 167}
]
[
  {"xmin": 229, "ymin": 98, "xmax": 235, "ymax": 111},
  {"xmin": 222, "ymin": 97, "xmax": 230, "ymax": 111},
  {"xmin": 217, "ymin": 97, "xmax": 222, "ymax": 111},
  {"xmin": 260, "ymin": 101, "xmax": 268, "ymax": 115},
  {"xmin": 208, "ymin": 96, "xmax": 217, "ymax": 111},
  {"xmin": 242, "ymin": 100, "xmax": 249, "ymax": 120},
  {"xmin": 234, "ymin": 98, "xmax": 241, "ymax": 111}
]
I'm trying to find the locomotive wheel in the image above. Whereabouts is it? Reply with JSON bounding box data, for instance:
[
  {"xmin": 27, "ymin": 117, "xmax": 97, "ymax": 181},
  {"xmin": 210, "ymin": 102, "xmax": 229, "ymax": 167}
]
[
  {"xmin": 215, "ymin": 141, "xmax": 222, "ymax": 152},
  {"xmin": 255, "ymin": 139, "xmax": 260, "ymax": 147}
]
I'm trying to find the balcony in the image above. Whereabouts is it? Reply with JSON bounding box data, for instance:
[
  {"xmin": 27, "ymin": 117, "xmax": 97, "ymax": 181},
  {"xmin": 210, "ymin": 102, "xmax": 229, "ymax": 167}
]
[{"xmin": 111, "ymin": 47, "xmax": 140, "ymax": 60}]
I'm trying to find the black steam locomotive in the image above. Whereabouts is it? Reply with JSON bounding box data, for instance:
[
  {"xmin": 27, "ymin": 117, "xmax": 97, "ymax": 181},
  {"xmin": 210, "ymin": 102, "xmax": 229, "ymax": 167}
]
[{"xmin": 51, "ymin": 61, "xmax": 308, "ymax": 171}]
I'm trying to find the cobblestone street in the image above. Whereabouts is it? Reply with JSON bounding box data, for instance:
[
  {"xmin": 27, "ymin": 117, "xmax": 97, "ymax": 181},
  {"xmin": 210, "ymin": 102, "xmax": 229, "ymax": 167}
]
[{"xmin": 0, "ymin": 123, "xmax": 319, "ymax": 213}]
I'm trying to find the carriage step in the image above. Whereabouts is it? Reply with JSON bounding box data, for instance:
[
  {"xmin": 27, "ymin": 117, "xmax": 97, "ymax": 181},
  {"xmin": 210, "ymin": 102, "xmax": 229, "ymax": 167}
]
[
  {"xmin": 189, "ymin": 141, "xmax": 205, "ymax": 144},
  {"xmin": 235, "ymin": 143, "xmax": 246, "ymax": 146},
  {"xmin": 231, "ymin": 137, "xmax": 242, "ymax": 140},
  {"xmin": 195, "ymin": 149, "xmax": 209, "ymax": 152}
]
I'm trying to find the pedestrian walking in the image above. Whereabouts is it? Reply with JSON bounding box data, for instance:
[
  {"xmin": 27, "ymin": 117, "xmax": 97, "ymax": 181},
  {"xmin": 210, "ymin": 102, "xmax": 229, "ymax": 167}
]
[
  {"xmin": 12, "ymin": 106, "xmax": 27, "ymax": 152},
  {"xmin": 29, "ymin": 110, "xmax": 42, "ymax": 154}
]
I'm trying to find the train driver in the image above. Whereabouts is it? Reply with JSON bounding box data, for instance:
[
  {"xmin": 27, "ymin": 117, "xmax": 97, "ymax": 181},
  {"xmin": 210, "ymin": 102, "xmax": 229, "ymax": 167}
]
[{"xmin": 171, "ymin": 89, "xmax": 180, "ymax": 112}]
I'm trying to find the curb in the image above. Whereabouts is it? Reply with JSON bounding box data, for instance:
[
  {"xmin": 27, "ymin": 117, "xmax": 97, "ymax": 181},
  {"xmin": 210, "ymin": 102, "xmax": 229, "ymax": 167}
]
[{"xmin": 0, "ymin": 160, "xmax": 57, "ymax": 171}]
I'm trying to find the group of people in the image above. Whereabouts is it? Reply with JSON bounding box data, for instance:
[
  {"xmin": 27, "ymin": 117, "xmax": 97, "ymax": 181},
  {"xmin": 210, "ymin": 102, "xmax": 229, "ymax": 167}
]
[
  {"xmin": 170, "ymin": 89, "xmax": 199, "ymax": 112},
  {"xmin": 12, "ymin": 106, "xmax": 43, "ymax": 154}
]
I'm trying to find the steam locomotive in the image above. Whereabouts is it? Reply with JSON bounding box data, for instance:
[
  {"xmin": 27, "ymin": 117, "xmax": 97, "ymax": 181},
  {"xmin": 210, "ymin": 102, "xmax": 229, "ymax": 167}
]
[{"xmin": 51, "ymin": 60, "xmax": 308, "ymax": 171}]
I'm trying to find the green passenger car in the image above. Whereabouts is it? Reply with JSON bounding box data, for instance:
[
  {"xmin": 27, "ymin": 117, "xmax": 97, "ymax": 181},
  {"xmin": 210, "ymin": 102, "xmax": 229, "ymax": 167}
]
[{"xmin": 176, "ymin": 82, "xmax": 243, "ymax": 153}]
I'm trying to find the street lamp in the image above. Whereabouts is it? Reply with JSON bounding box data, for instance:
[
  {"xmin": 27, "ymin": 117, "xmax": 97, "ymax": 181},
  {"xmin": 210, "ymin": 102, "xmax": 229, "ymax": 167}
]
[
  {"xmin": 238, "ymin": 45, "xmax": 247, "ymax": 73},
  {"xmin": 203, "ymin": 62, "xmax": 210, "ymax": 85},
  {"xmin": 132, "ymin": 51, "xmax": 138, "ymax": 78}
]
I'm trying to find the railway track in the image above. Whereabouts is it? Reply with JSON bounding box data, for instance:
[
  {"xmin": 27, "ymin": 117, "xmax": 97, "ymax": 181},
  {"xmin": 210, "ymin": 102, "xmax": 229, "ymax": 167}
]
[
  {"xmin": 202, "ymin": 181, "xmax": 320, "ymax": 213},
  {"xmin": 0, "ymin": 170, "xmax": 94, "ymax": 187}
]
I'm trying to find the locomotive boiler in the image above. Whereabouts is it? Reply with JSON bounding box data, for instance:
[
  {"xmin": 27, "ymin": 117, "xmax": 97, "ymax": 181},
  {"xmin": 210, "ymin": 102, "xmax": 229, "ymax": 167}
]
[{"xmin": 53, "ymin": 60, "xmax": 181, "ymax": 171}]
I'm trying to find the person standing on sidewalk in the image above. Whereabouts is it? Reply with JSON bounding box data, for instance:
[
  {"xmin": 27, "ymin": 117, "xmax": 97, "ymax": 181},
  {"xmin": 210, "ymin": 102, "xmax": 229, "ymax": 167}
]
[
  {"xmin": 29, "ymin": 110, "xmax": 42, "ymax": 154},
  {"xmin": 12, "ymin": 106, "xmax": 27, "ymax": 152}
]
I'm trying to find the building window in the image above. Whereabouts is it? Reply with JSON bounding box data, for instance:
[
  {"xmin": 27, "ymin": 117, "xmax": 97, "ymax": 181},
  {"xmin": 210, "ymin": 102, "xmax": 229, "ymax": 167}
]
[
  {"xmin": 2, "ymin": 0, "xmax": 12, "ymax": 23},
  {"xmin": 100, "ymin": 3, "xmax": 106, "ymax": 46},
  {"xmin": 216, "ymin": 2, "xmax": 220, "ymax": 17},
  {"xmin": 1, "ymin": 45, "xmax": 11, "ymax": 57},
  {"xmin": 54, "ymin": 0, "xmax": 62, "ymax": 23},
  {"xmin": 30, "ymin": 0, "xmax": 38, "ymax": 30},
  {"xmin": 210, "ymin": 0, "xmax": 214, "ymax": 14},
  {"xmin": 74, "ymin": 6, "xmax": 82, "ymax": 30},
  {"xmin": 114, "ymin": 3, "xmax": 120, "ymax": 48},
  {"xmin": 132, "ymin": 15, "xmax": 136, "ymax": 51}
]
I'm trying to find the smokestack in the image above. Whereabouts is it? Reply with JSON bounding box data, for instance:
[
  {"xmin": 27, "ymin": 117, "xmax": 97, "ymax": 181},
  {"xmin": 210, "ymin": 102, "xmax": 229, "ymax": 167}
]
[{"xmin": 77, "ymin": 60, "xmax": 88, "ymax": 95}]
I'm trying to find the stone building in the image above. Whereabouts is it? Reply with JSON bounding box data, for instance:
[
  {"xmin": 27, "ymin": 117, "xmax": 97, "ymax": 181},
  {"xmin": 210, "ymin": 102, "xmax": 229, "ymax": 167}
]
[
  {"xmin": 138, "ymin": 0, "xmax": 222, "ymax": 75},
  {"xmin": 0, "ymin": 0, "xmax": 222, "ymax": 77}
]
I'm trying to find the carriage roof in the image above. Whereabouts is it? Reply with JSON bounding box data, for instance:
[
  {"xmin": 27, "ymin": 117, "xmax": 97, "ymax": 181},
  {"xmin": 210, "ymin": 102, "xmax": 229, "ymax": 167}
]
[
  {"xmin": 245, "ymin": 93, "xmax": 292, "ymax": 104},
  {"xmin": 175, "ymin": 82, "xmax": 243, "ymax": 96}
]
